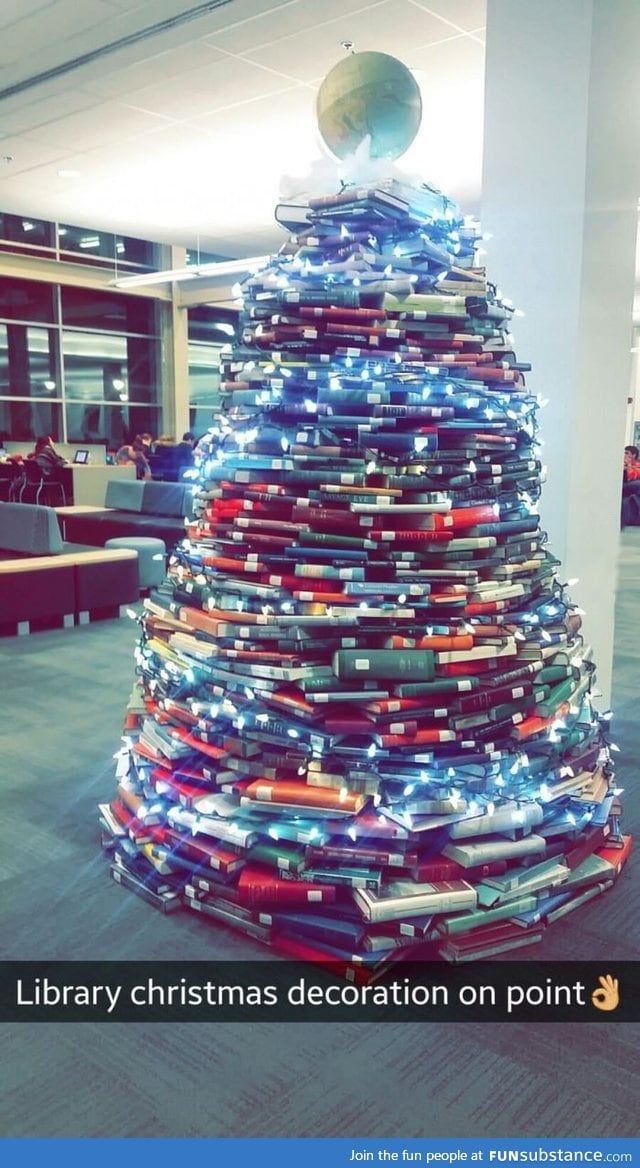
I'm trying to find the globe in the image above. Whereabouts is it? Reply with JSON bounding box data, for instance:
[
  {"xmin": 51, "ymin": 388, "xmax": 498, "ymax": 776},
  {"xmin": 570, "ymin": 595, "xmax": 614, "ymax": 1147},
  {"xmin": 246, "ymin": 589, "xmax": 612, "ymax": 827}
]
[{"xmin": 316, "ymin": 50, "xmax": 422, "ymax": 162}]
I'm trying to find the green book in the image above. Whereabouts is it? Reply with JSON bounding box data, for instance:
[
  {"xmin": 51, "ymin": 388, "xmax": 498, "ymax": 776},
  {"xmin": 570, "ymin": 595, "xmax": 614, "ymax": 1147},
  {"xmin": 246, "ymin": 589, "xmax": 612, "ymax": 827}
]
[
  {"xmin": 298, "ymin": 530, "xmax": 375, "ymax": 550},
  {"xmin": 536, "ymin": 674, "xmax": 589, "ymax": 719},
  {"xmin": 247, "ymin": 841, "xmax": 308, "ymax": 876},
  {"xmin": 394, "ymin": 677, "xmax": 477, "ymax": 698},
  {"xmin": 333, "ymin": 648, "xmax": 435, "ymax": 682},
  {"xmin": 537, "ymin": 664, "xmax": 578, "ymax": 685},
  {"xmin": 436, "ymin": 895, "xmax": 539, "ymax": 937}
]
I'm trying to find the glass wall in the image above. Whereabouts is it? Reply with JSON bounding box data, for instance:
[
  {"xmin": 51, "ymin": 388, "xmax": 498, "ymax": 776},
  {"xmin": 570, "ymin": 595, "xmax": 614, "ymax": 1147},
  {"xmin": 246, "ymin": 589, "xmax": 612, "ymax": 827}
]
[
  {"xmin": 0, "ymin": 209, "xmax": 240, "ymax": 447},
  {"xmin": 188, "ymin": 305, "xmax": 237, "ymax": 438},
  {"xmin": 0, "ymin": 213, "xmax": 156, "ymax": 271},
  {"xmin": 0, "ymin": 273, "xmax": 161, "ymax": 446}
]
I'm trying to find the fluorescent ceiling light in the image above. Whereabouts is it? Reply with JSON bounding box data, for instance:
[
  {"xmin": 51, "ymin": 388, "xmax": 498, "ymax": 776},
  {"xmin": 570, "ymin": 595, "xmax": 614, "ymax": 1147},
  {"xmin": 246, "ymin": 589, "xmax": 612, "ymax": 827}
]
[{"xmin": 111, "ymin": 254, "xmax": 269, "ymax": 289}]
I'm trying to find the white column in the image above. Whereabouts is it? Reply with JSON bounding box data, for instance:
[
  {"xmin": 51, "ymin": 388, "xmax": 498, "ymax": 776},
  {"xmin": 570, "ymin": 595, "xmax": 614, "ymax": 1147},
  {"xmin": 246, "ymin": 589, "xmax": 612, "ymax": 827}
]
[
  {"xmin": 481, "ymin": 0, "xmax": 640, "ymax": 702},
  {"xmin": 158, "ymin": 245, "xmax": 190, "ymax": 441}
]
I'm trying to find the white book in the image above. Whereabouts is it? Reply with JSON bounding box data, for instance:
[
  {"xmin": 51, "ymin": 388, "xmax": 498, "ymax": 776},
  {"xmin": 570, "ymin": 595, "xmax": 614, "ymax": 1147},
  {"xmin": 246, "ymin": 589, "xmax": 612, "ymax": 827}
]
[
  {"xmin": 435, "ymin": 642, "xmax": 517, "ymax": 665},
  {"xmin": 166, "ymin": 805, "xmax": 258, "ymax": 849},
  {"xmin": 476, "ymin": 861, "xmax": 569, "ymax": 907},
  {"xmin": 353, "ymin": 879, "xmax": 477, "ymax": 923},
  {"xmin": 443, "ymin": 834, "xmax": 547, "ymax": 867},
  {"xmin": 449, "ymin": 802, "xmax": 543, "ymax": 839},
  {"xmin": 545, "ymin": 881, "xmax": 613, "ymax": 923}
]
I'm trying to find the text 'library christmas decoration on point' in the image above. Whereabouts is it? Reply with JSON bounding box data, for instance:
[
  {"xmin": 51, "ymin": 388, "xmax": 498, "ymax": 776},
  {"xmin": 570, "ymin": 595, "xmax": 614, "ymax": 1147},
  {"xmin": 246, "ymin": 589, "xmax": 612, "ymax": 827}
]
[{"xmin": 101, "ymin": 51, "xmax": 631, "ymax": 972}]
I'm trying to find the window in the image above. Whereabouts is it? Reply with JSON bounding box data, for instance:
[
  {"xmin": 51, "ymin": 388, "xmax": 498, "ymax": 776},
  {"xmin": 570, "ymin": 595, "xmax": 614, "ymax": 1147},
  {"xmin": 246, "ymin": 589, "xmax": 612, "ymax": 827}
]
[
  {"xmin": 65, "ymin": 402, "xmax": 161, "ymax": 446},
  {"xmin": 0, "ymin": 213, "xmax": 54, "ymax": 251},
  {"xmin": 187, "ymin": 305, "xmax": 237, "ymax": 432},
  {"xmin": 61, "ymin": 286, "xmax": 159, "ymax": 334},
  {"xmin": 188, "ymin": 342, "xmax": 222, "ymax": 405},
  {"xmin": 188, "ymin": 304, "xmax": 238, "ymax": 344},
  {"xmin": 0, "ymin": 277, "xmax": 56, "ymax": 323},
  {"xmin": 185, "ymin": 247, "xmax": 230, "ymax": 268},
  {"xmin": 0, "ymin": 269, "xmax": 162, "ymax": 445},
  {"xmin": 58, "ymin": 224, "xmax": 156, "ymax": 268},
  {"xmin": 0, "ymin": 397, "xmax": 62, "ymax": 442},
  {"xmin": 62, "ymin": 330, "xmax": 160, "ymax": 444},
  {"xmin": 0, "ymin": 324, "xmax": 60, "ymax": 397}
]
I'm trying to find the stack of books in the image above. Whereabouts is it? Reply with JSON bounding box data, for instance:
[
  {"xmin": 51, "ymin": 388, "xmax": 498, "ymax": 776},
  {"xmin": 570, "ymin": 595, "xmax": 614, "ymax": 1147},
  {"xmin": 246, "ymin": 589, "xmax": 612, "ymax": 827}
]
[{"xmin": 101, "ymin": 177, "xmax": 630, "ymax": 973}]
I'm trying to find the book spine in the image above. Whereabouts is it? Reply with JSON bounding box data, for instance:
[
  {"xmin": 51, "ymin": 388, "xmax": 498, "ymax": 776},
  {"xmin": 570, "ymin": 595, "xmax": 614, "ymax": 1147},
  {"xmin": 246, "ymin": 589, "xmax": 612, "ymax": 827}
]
[{"xmin": 333, "ymin": 648, "xmax": 435, "ymax": 681}]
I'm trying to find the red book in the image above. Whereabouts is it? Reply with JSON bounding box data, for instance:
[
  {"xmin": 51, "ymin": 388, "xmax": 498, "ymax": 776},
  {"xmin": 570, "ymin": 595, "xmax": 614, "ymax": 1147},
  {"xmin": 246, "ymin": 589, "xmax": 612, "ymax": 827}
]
[
  {"xmin": 270, "ymin": 933, "xmax": 370, "ymax": 984},
  {"xmin": 163, "ymin": 828, "xmax": 244, "ymax": 873},
  {"xmin": 376, "ymin": 728, "xmax": 456, "ymax": 748},
  {"xmin": 148, "ymin": 768, "xmax": 214, "ymax": 810},
  {"xmin": 370, "ymin": 529, "xmax": 452, "ymax": 543},
  {"xmin": 385, "ymin": 634, "xmax": 473, "ymax": 651},
  {"xmin": 595, "ymin": 835, "xmax": 633, "ymax": 875},
  {"xmin": 155, "ymin": 699, "xmax": 201, "ymax": 728},
  {"xmin": 292, "ymin": 590, "xmax": 359, "ymax": 605},
  {"xmin": 439, "ymin": 659, "xmax": 500, "ymax": 676},
  {"xmin": 512, "ymin": 708, "xmax": 569, "ymax": 741},
  {"xmin": 200, "ymin": 556, "xmax": 265, "ymax": 574},
  {"xmin": 299, "ymin": 306, "xmax": 384, "ymax": 323},
  {"xmin": 109, "ymin": 798, "xmax": 153, "ymax": 844},
  {"xmin": 322, "ymin": 713, "xmax": 375, "ymax": 735},
  {"xmin": 237, "ymin": 866, "xmax": 337, "ymax": 906},
  {"xmin": 463, "ymin": 601, "xmax": 509, "ymax": 616},
  {"xmin": 434, "ymin": 505, "xmax": 499, "ymax": 531},
  {"xmin": 165, "ymin": 723, "xmax": 225, "ymax": 761},
  {"xmin": 263, "ymin": 573, "xmax": 337, "ymax": 592},
  {"xmin": 132, "ymin": 740, "xmax": 178, "ymax": 769},
  {"xmin": 244, "ymin": 779, "xmax": 367, "ymax": 814}
]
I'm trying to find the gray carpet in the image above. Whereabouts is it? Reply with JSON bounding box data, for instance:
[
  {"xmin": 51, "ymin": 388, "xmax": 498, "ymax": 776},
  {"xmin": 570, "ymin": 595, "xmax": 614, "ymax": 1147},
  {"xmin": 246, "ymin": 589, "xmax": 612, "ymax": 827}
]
[{"xmin": 0, "ymin": 534, "xmax": 638, "ymax": 1138}]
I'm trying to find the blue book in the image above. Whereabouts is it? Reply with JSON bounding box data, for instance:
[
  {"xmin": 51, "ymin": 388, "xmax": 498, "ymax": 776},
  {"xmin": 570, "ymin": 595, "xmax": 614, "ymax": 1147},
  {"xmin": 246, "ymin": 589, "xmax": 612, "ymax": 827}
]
[{"xmin": 268, "ymin": 911, "xmax": 367, "ymax": 951}]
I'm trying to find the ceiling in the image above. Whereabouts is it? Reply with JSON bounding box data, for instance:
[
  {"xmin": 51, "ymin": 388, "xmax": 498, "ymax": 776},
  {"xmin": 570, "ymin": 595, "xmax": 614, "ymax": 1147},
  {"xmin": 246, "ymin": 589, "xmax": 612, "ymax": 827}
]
[{"xmin": 0, "ymin": 0, "xmax": 486, "ymax": 257}]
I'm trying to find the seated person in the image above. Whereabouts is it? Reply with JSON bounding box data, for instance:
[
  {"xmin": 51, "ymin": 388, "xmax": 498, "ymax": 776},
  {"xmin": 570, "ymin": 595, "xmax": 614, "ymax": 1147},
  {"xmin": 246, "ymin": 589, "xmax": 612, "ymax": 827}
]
[
  {"xmin": 173, "ymin": 431, "xmax": 195, "ymax": 474},
  {"xmin": 115, "ymin": 436, "xmax": 151, "ymax": 481},
  {"xmin": 623, "ymin": 445, "xmax": 640, "ymax": 480},
  {"xmin": 31, "ymin": 435, "xmax": 70, "ymax": 478},
  {"xmin": 621, "ymin": 445, "xmax": 640, "ymax": 526},
  {"xmin": 148, "ymin": 432, "xmax": 195, "ymax": 480}
]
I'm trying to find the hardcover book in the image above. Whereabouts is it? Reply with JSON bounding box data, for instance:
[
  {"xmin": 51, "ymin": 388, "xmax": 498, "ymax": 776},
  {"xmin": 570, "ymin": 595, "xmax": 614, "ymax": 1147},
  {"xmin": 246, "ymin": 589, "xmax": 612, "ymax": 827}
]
[{"xmin": 353, "ymin": 879, "xmax": 477, "ymax": 923}]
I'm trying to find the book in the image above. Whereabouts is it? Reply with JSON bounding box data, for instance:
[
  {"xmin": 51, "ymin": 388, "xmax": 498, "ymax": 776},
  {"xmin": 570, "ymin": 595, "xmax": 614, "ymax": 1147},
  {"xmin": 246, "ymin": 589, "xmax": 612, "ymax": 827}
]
[
  {"xmin": 236, "ymin": 866, "xmax": 338, "ymax": 906},
  {"xmin": 436, "ymin": 894, "xmax": 539, "ymax": 936},
  {"xmin": 243, "ymin": 780, "xmax": 368, "ymax": 815},
  {"xmin": 353, "ymin": 879, "xmax": 477, "ymax": 923},
  {"xmin": 185, "ymin": 893, "xmax": 273, "ymax": 943},
  {"xmin": 332, "ymin": 648, "xmax": 435, "ymax": 681},
  {"xmin": 476, "ymin": 859, "xmax": 569, "ymax": 906},
  {"xmin": 110, "ymin": 863, "xmax": 184, "ymax": 915},
  {"xmin": 442, "ymin": 835, "xmax": 547, "ymax": 866},
  {"xmin": 448, "ymin": 801, "xmax": 543, "ymax": 839},
  {"xmin": 438, "ymin": 923, "xmax": 544, "ymax": 962}
]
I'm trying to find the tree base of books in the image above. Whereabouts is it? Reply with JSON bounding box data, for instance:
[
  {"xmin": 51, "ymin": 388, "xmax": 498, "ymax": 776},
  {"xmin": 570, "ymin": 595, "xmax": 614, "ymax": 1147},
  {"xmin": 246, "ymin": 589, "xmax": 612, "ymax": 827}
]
[{"xmin": 100, "ymin": 175, "xmax": 631, "ymax": 973}]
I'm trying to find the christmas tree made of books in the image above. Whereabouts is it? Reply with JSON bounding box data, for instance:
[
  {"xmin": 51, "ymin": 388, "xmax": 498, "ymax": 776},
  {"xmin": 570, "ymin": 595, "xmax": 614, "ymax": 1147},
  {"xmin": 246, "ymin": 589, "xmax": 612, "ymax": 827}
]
[{"xmin": 101, "ymin": 53, "xmax": 631, "ymax": 970}]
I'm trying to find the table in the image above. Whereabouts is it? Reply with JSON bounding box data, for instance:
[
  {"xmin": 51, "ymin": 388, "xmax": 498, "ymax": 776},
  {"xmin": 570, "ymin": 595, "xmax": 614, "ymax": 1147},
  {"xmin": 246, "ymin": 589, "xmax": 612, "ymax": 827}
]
[{"xmin": 61, "ymin": 464, "xmax": 136, "ymax": 507}]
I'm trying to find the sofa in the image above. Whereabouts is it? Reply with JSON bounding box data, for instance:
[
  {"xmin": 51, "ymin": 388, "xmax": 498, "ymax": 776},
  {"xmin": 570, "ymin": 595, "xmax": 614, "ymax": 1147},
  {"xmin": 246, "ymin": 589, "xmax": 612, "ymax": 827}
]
[
  {"xmin": 0, "ymin": 501, "xmax": 139, "ymax": 634},
  {"xmin": 57, "ymin": 479, "xmax": 192, "ymax": 550}
]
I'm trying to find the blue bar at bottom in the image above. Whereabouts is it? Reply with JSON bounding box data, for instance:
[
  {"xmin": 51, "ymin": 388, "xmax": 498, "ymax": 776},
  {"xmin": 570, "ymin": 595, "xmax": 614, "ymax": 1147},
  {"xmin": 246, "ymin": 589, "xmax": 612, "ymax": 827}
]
[{"xmin": 4, "ymin": 1137, "xmax": 639, "ymax": 1167}]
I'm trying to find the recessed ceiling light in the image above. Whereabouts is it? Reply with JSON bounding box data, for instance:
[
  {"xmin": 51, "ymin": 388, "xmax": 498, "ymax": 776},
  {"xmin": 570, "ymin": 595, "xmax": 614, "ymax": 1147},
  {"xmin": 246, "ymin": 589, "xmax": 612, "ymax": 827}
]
[{"xmin": 57, "ymin": 168, "xmax": 80, "ymax": 178}]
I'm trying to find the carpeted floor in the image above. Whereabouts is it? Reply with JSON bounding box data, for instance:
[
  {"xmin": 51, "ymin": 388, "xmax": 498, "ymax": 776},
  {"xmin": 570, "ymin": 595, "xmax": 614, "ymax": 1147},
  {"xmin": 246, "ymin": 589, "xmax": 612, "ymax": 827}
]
[{"xmin": 0, "ymin": 534, "xmax": 638, "ymax": 1138}]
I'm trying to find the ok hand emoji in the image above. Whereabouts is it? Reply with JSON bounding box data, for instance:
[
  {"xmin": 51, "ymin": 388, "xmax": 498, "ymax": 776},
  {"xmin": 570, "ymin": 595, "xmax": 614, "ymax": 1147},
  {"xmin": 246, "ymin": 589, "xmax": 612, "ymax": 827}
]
[{"xmin": 591, "ymin": 974, "xmax": 619, "ymax": 1012}]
